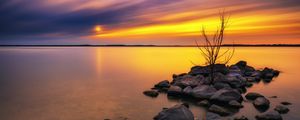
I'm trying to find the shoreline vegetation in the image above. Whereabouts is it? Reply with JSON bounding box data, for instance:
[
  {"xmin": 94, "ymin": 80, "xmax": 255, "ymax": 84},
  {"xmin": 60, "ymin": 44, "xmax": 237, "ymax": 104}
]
[{"xmin": 0, "ymin": 44, "xmax": 300, "ymax": 47}]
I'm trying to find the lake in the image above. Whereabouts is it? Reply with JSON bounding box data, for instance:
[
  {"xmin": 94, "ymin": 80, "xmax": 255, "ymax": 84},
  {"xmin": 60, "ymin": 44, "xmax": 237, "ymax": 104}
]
[{"xmin": 0, "ymin": 47, "xmax": 299, "ymax": 120}]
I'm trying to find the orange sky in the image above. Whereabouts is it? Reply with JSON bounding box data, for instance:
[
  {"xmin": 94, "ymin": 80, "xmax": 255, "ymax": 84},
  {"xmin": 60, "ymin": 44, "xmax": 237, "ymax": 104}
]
[{"xmin": 89, "ymin": 0, "xmax": 300, "ymax": 45}]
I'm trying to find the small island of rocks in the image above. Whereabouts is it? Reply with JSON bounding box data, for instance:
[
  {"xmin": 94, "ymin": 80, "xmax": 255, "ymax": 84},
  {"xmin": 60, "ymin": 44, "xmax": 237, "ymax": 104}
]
[{"xmin": 143, "ymin": 60, "xmax": 291, "ymax": 120}]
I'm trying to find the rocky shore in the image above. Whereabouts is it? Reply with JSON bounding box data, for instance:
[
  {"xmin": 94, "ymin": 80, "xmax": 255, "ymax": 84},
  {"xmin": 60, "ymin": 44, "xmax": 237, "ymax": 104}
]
[{"xmin": 143, "ymin": 60, "xmax": 291, "ymax": 120}]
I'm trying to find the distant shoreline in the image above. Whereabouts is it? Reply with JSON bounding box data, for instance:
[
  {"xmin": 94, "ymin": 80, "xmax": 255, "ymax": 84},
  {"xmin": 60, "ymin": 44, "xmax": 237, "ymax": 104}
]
[{"xmin": 0, "ymin": 44, "xmax": 300, "ymax": 47}]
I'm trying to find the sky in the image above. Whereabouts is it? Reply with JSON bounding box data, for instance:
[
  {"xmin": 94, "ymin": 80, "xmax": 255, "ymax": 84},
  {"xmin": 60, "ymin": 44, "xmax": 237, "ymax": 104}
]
[{"xmin": 0, "ymin": 0, "xmax": 300, "ymax": 45}]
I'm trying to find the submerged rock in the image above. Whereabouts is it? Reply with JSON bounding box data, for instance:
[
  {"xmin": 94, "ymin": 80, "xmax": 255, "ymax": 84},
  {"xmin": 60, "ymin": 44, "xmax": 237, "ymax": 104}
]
[
  {"xmin": 210, "ymin": 88, "xmax": 243, "ymax": 103},
  {"xmin": 143, "ymin": 90, "xmax": 159, "ymax": 97},
  {"xmin": 281, "ymin": 101, "xmax": 292, "ymax": 105},
  {"xmin": 191, "ymin": 85, "xmax": 217, "ymax": 99},
  {"xmin": 208, "ymin": 104, "xmax": 231, "ymax": 116},
  {"xmin": 245, "ymin": 92, "xmax": 264, "ymax": 100},
  {"xmin": 154, "ymin": 104, "xmax": 194, "ymax": 120},
  {"xmin": 255, "ymin": 111, "xmax": 282, "ymax": 120},
  {"xmin": 253, "ymin": 97, "xmax": 270, "ymax": 109},
  {"xmin": 274, "ymin": 105, "xmax": 289, "ymax": 114}
]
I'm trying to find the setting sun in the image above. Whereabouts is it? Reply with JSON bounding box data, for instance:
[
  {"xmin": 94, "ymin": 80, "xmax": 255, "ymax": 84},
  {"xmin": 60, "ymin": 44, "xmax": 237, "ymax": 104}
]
[{"xmin": 94, "ymin": 25, "xmax": 102, "ymax": 32}]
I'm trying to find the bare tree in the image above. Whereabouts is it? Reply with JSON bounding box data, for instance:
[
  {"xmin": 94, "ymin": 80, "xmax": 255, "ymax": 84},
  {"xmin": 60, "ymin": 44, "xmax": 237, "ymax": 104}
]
[{"xmin": 195, "ymin": 11, "xmax": 234, "ymax": 83}]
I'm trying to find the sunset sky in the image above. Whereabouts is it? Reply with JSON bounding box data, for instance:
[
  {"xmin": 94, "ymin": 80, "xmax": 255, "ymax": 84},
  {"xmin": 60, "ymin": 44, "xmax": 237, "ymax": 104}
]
[{"xmin": 0, "ymin": 0, "xmax": 300, "ymax": 45}]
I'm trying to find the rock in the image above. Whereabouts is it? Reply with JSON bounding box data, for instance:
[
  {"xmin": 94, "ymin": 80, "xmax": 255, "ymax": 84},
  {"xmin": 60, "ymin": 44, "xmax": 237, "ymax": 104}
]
[
  {"xmin": 269, "ymin": 96, "xmax": 277, "ymax": 98},
  {"xmin": 206, "ymin": 112, "xmax": 221, "ymax": 120},
  {"xmin": 261, "ymin": 67, "xmax": 279, "ymax": 79},
  {"xmin": 234, "ymin": 115, "xmax": 248, "ymax": 120},
  {"xmin": 251, "ymin": 71, "xmax": 262, "ymax": 81},
  {"xmin": 154, "ymin": 104, "xmax": 194, "ymax": 120},
  {"xmin": 225, "ymin": 75, "xmax": 247, "ymax": 88},
  {"xmin": 143, "ymin": 90, "xmax": 159, "ymax": 97},
  {"xmin": 188, "ymin": 64, "xmax": 229, "ymax": 76},
  {"xmin": 196, "ymin": 100, "xmax": 210, "ymax": 107},
  {"xmin": 173, "ymin": 73, "xmax": 187, "ymax": 79},
  {"xmin": 212, "ymin": 64, "xmax": 229, "ymax": 75},
  {"xmin": 253, "ymin": 97, "xmax": 270, "ymax": 109},
  {"xmin": 167, "ymin": 86, "xmax": 182, "ymax": 97},
  {"xmin": 213, "ymin": 82, "xmax": 231, "ymax": 90},
  {"xmin": 274, "ymin": 105, "xmax": 289, "ymax": 114},
  {"xmin": 191, "ymin": 85, "xmax": 217, "ymax": 99},
  {"xmin": 244, "ymin": 66, "xmax": 255, "ymax": 73},
  {"xmin": 183, "ymin": 86, "xmax": 193, "ymax": 96},
  {"xmin": 173, "ymin": 74, "xmax": 205, "ymax": 88},
  {"xmin": 255, "ymin": 111, "xmax": 282, "ymax": 120},
  {"xmin": 281, "ymin": 101, "xmax": 292, "ymax": 105},
  {"xmin": 245, "ymin": 82, "xmax": 253, "ymax": 87},
  {"xmin": 245, "ymin": 92, "xmax": 264, "ymax": 100},
  {"xmin": 189, "ymin": 66, "xmax": 210, "ymax": 76},
  {"xmin": 229, "ymin": 65, "xmax": 242, "ymax": 74},
  {"xmin": 210, "ymin": 88, "xmax": 243, "ymax": 103},
  {"xmin": 155, "ymin": 80, "xmax": 170, "ymax": 88},
  {"xmin": 236, "ymin": 61, "xmax": 247, "ymax": 69},
  {"xmin": 245, "ymin": 77, "xmax": 256, "ymax": 82},
  {"xmin": 208, "ymin": 104, "xmax": 231, "ymax": 116},
  {"xmin": 229, "ymin": 100, "xmax": 243, "ymax": 108}
]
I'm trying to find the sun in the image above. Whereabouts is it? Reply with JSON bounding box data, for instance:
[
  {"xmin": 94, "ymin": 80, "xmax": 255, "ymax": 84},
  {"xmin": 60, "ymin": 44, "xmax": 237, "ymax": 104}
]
[{"xmin": 94, "ymin": 25, "xmax": 102, "ymax": 32}]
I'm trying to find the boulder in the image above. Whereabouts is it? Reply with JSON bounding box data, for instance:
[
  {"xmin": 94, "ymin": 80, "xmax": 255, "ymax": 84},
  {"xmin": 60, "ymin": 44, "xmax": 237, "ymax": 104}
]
[
  {"xmin": 210, "ymin": 88, "xmax": 243, "ymax": 103},
  {"xmin": 213, "ymin": 82, "xmax": 231, "ymax": 90},
  {"xmin": 229, "ymin": 100, "xmax": 243, "ymax": 108},
  {"xmin": 229, "ymin": 65, "xmax": 242, "ymax": 74},
  {"xmin": 167, "ymin": 86, "xmax": 182, "ymax": 97},
  {"xmin": 212, "ymin": 64, "xmax": 229, "ymax": 75},
  {"xmin": 235, "ymin": 61, "xmax": 247, "ymax": 69},
  {"xmin": 154, "ymin": 104, "xmax": 194, "ymax": 120},
  {"xmin": 255, "ymin": 111, "xmax": 282, "ymax": 120},
  {"xmin": 208, "ymin": 104, "xmax": 231, "ymax": 116},
  {"xmin": 155, "ymin": 80, "xmax": 170, "ymax": 88},
  {"xmin": 251, "ymin": 70, "xmax": 262, "ymax": 81},
  {"xmin": 173, "ymin": 74, "xmax": 205, "ymax": 88},
  {"xmin": 189, "ymin": 66, "xmax": 210, "ymax": 76},
  {"xmin": 253, "ymin": 97, "xmax": 270, "ymax": 109},
  {"xmin": 191, "ymin": 85, "xmax": 217, "ymax": 99},
  {"xmin": 196, "ymin": 100, "xmax": 210, "ymax": 107},
  {"xmin": 173, "ymin": 73, "xmax": 187, "ymax": 79},
  {"xmin": 206, "ymin": 112, "xmax": 221, "ymax": 120},
  {"xmin": 234, "ymin": 115, "xmax": 248, "ymax": 120},
  {"xmin": 245, "ymin": 92, "xmax": 264, "ymax": 100},
  {"xmin": 182, "ymin": 86, "xmax": 193, "ymax": 96},
  {"xmin": 225, "ymin": 75, "xmax": 247, "ymax": 88},
  {"xmin": 274, "ymin": 105, "xmax": 289, "ymax": 114},
  {"xmin": 261, "ymin": 67, "xmax": 279, "ymax": 79},
  {"xmin": 143, "ymin": 90, "xmax": 159, "ymax": 97}
]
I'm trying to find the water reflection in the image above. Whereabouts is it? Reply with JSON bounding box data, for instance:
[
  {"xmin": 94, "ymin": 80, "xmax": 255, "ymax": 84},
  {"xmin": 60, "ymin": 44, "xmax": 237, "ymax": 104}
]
[{"xmin": 0, "ymin": 47, "xmax": 299, "ymax": 120}]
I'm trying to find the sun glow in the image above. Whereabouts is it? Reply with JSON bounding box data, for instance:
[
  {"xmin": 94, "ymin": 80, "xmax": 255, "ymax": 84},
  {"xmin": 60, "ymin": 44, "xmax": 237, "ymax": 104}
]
[{"xmin": 94, "ymin": 25, "xmax": 103, "ymax": 32}]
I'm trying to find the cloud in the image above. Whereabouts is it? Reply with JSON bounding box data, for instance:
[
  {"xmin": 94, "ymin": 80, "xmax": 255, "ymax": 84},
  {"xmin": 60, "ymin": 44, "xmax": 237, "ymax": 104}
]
[{"xmin": 0, "ymin": 0, "xmax": 299, "ymax": 44}]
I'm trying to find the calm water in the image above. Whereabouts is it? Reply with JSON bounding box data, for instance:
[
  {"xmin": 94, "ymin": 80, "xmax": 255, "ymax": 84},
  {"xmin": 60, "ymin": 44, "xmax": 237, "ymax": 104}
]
[{"xmin": 0, "ymin": 47, "xmax": 299, "ymax": 120}]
